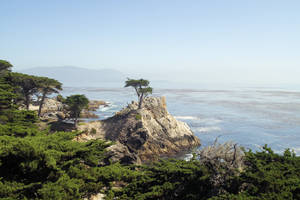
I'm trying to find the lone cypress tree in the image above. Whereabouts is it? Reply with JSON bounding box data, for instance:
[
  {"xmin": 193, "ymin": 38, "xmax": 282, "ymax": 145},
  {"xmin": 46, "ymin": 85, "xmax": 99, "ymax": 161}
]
[{"xmin": 125, "ymin": 78, "xmax": 153, "ymax": 109}]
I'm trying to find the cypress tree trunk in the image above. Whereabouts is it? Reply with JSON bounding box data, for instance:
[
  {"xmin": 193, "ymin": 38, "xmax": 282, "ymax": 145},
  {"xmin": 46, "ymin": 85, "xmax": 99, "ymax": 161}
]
[
  {"xmin": 25, "ymin": 95, "xmax": 30, "ymax": 110},
  {"xmin": 138, "ymin": 93, "xmax": 144, "ymax": 109},
  {"xmin": 134, "ymin": 87, "xmax": 140, "ymax": 98},
  {"xmin": 74, "ymin": 111, "xmax": 78, "ymax": 127},
  {"xmin": 38, "ymin": 92, "xmax": 46, "ymax": 117},
  {"xmin": 74, "ymin": 117, "xmax": 78, "ymax": 127}
]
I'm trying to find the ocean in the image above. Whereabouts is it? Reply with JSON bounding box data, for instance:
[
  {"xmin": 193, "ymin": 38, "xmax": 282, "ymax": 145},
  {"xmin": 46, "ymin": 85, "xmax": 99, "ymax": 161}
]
[{"xmin": 61, "ymin": 85, "xmax": 300, "ymax": 155}]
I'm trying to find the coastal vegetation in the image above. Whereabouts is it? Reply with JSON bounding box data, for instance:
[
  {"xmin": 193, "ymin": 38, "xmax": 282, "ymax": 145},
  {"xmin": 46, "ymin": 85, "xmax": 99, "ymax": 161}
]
[
  {"xmin": 0, "ymin": 60, "xmax": 299, "ymax": 199},
  {"xmin": 65, "ymin": 94, "xmax": 89, "ymax": 127},
  {"xmin": 35, "ymin": 77, "xmax": 62, "ymax": 117}
]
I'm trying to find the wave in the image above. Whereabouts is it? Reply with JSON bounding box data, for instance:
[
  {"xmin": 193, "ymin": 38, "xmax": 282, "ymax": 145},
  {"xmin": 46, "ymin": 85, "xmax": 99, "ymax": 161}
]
[
  {"xmin": 98, "ymin": 104, "xmax": 118, "ymax": 112},
  {"xmin": 175, "ymin": 116, "xmax": 222, "ymax": 124},
  {"xmin": 194, "ymin": 127, "xmax": 221, "ymax": 133},
  {"xmin": 184, "ymin": 153, "xmax": 193, "ymax": 161},
  {"xmin": 174, "ymin": 116, "xmax": 199, "ymax": 120},
  {"xmin": 99, "ymin": 106, "xmax": 111, "ymax": 112}
]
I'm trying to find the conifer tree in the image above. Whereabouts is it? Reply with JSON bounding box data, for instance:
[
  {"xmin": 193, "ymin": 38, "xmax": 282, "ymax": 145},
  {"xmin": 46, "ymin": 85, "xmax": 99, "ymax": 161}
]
[
  {"xmin": 35, "ymin": 77, "xmax": 62, "ymax": 117},
  {"xmin": 125, "ymin": 78, "xmax": 153, "ymax": 109},
  {"xmin": 65, "ymin": 94, "xmax": 89, "ymax": 127}
]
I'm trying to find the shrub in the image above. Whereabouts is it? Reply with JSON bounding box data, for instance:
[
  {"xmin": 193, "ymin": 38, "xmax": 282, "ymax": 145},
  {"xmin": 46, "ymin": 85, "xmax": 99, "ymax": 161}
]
[
  {"xmin": 135, "ymin": 114, "xmax": 142, "ymax": 120},
  {"xmin": 90, "ymin": 128, "xmax": 97, "ymax": 135}
]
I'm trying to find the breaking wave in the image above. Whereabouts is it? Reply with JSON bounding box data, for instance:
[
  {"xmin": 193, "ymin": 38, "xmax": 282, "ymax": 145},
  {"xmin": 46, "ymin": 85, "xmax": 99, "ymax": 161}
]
[
  {"xmin": 194, "ymin": 127, "xmax": 221, "ymax": 133},
  {"xmin": 174, "ymin": 116, "xmax": 199, "ymax": 120},
  {"xmin": 175, "ymin": 116, "xmax": 222, "ymax": 125}
]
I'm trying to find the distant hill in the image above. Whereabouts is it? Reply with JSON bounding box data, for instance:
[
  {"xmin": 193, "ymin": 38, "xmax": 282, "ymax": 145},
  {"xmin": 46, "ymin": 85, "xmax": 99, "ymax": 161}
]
[{"xmin": 18, "ymin": 66, "xmax": 126, "ymax": 87}]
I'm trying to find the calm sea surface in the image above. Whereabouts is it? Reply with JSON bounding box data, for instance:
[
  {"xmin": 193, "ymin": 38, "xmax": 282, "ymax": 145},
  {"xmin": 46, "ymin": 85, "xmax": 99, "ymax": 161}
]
[{"xmin": 61, "ymin": 86, "xmax": 300, "ymax": 155}]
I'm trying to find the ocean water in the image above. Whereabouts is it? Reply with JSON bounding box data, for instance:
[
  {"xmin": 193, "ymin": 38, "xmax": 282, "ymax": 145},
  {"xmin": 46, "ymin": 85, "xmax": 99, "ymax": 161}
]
[{"xmin": 61, "ymin": 86, "xmax": 300, "ymax": 155}]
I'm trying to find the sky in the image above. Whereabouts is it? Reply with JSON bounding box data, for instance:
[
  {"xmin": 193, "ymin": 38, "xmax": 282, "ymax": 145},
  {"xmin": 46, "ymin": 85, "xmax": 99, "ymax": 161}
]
[{"xmin": 1, "ymin": 0, "xmax": 300, "ymax": 87}]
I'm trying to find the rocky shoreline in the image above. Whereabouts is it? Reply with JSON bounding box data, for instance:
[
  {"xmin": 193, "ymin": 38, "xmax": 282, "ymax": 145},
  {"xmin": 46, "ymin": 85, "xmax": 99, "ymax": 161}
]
[{"xmin": 78, "ymin": 97, "xmax": 201, "ymax": 164}]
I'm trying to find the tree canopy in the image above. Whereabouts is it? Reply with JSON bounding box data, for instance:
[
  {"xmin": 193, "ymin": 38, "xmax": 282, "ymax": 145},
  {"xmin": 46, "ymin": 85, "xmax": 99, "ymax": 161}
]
[
  {"xmin": 5, "ymin": 72, "xmax": 62, "ymax": 116},
  {"xmin": 35, "ymin": 76, "xmax": 62, "ymax": 117},
  {"xmin": 0, "ymin": 60, "xmax": 12, "ymax": 73},
  {"xmin": 7, "ymin": 72, "xmax": 39, "ymax": 110},
  {"xmin": 65, "ymin": 94, "xmax": 89, "ymax": 127}
]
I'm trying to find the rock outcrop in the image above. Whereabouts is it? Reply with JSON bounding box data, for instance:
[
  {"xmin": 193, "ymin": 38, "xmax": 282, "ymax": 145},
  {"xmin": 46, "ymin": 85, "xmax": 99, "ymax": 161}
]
[
  {"xmin": 29, "ymin": 98, "xmax": 107, "ymax": 121},
  {"xmin": 80, "ymin": 100, "xmax": 108, "ymax": 118},
  {"xmin": 78, "ymin": 97, "xmax": 200, "ymax": 164},
  {"xmin": 29, "ymin": 98, "xmax": 65, "ymax": 121}
]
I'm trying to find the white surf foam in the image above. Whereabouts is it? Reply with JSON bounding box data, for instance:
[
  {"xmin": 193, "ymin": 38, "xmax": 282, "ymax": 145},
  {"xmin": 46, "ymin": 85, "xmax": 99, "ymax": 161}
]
[
  {"xmin": 174, "ymin": 116, "xmax": 222, "ymax": 125},
  {"xmin": 99, "ymin": 106, "xmax": 111, "ymax": 112},
  {"xmin": 184, "ymin": 153, "xmax": 194, "ymax": 161},
  {"xmin": 174, "ymin": 116, "xmax": 199, "ymax": 120},
  {"xmin": 194, "ymin": 127, "xmax": 221, "ymax": 133},
  {"xmin": 98, "ymin": 104, "xmax": 118, "ymax": 112}
]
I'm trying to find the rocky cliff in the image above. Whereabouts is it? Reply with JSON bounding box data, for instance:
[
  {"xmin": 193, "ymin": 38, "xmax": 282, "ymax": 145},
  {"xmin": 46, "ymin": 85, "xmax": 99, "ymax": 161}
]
[{"xmin": 78, "ymin": 97, "xmax": 200, "ymax": 164}]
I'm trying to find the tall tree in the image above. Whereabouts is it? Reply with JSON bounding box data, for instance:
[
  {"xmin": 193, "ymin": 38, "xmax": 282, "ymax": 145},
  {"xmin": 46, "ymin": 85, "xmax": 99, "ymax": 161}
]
[
  {"xmin": 0, "ymin": 60, "xmax": 15, "ymax": 110},
  {"xmin": 0, "ymin": 79, "xmax": 16, "ymax": 112},
  {"xmin": 64, "ymin": 94, "xmax": 89, "ymax": 127},
  {"xmin": 125, "ymin": 78, "xmax": 153, "ymax": 109},
  {"xmin": 0, "ymin": 60, "xmax": 12, "ymax": 74},
  {"xmin": 7, "ymin": 72, "xmax": 38, "ymax": 110},
  {"xmin": 35, "ymin": 77, "xmax": 62, "ymax": 117}
]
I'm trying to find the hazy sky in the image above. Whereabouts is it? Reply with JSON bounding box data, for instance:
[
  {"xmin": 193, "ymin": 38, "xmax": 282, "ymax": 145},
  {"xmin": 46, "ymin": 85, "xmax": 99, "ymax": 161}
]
[{"xmin": 1, "ymin": 0, "xmax": 300, "ymax": 86}]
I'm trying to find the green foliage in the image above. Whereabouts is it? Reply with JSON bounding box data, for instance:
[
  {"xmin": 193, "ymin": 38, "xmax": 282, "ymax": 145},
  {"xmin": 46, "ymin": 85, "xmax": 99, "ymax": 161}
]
[
  {"xmin": 34, "ymin": 76, "xmax": 62, "ymax": 93},
  {"xmin": 135, "ymin": 114, "xmax": 142, "ymax": 120},
  {"xmin": 227, "ymin": 145, "xmax": 300, "ymax": 199},
  {"xmin": 56, "ymin": 94, "xmax": 65, "ymax": 103},
  {"xmin": 4, "ymin": 71, "xmax": 62, "ymax": 117},
  {"xmin": 5, "ymin": 72, "xmax": 39, "ymax": 110},
  {"xmin": 124, "ymin": 78, "xmax": 153, "ymax": 109},
  {"xmin": 112, "ymin": 159, "xmax": 213, "ymax": 200},
  {"xmin": 0, "ymin": 77, "xmax": 37, "ymax": 127},
  {"xmin": 125, "ymin": 78, "xmax": 149, "ymax": 90},
  {"xmin": 35, "ymin": 76, "xmax": 62, "ymax": 117},
  {"xmin": 111, "ymin": 147, "xmax": 300, "ymax": 200},
  {"xmin": 0, "ymin": 131, "xmax": 117, "ymax": 199},
  {"xmin": 0, "ymin": 60, "xmax": 12, "ymax": 73},
  {"xmin": 0, "ymin": 78, "xmax": 17, "ymax": 111},
  {"xmin": 65, "ymin": 94, "xmax": 89, "ymax": 126}
]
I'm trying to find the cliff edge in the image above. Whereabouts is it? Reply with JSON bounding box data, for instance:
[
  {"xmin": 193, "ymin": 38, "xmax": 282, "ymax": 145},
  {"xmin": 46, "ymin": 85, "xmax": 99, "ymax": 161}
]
[{"xmin": 78, "ymin": 96, "xmax": 201, "ymax": 164}]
